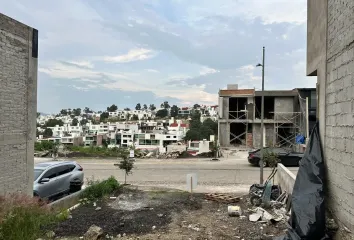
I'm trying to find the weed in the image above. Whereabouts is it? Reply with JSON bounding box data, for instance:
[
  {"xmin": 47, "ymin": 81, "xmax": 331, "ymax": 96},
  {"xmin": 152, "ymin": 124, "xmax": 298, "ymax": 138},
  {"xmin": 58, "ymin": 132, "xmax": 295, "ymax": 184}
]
[
  {"xmin": 0, "ymin": 194, "xmax": 59, "ymax": 240},
  {"xmin": 80, "ymin": 176, "xmax": 120, "ymax": 201}
]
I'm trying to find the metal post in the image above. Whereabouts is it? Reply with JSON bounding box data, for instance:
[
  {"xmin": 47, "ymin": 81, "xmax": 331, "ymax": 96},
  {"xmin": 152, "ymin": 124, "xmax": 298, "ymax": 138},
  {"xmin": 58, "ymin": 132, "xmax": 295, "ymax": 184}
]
[
  {"xmin": 260, "ymin": 46, "xmax": 265, "ymax": 185},
  {"xmin": 305, "ymin": 97, "xmax": 309, "ymax": 139}
]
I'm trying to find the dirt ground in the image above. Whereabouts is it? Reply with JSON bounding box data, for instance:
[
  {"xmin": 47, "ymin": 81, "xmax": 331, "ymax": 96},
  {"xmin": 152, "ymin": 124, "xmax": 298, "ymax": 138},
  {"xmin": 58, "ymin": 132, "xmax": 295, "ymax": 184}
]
[{"xmin": 53, "ymin": 187, "xmax": 288, "ymax": 240}]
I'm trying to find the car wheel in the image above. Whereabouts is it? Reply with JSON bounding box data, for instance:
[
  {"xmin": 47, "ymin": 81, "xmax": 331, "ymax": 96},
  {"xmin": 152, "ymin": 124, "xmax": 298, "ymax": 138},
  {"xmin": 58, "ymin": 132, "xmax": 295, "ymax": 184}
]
[
  {"xmin": 70, "ymin": 183, "xmax": 82, "ymax": 192},
  {"xmin": 258, "ymin": 159, "xmax": 267, "ymax": 168}
]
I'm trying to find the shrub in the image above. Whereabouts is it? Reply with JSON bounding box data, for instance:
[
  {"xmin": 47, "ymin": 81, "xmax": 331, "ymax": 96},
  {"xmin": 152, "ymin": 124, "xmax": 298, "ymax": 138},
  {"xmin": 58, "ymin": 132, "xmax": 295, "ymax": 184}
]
[
  {"xmin": 34, "ymin": 141, "xmax": 55, "ymax": 151},
  {"xmin": 0, "ymin": 194, "xmax": 58, "ymax": 240},
  {"xmin": 263, "ymin": 150, "xmax": 280, "ymax": 167},
  {"xmin": 80, "ymin": 176, "xmax": 120, "ymax": 200}
]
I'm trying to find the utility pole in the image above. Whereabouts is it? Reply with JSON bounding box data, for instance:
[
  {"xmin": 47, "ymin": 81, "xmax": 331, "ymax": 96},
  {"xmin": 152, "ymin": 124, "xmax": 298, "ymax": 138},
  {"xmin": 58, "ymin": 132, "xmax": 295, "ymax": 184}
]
[{"xmin": 257, "ymin": 46, "xmax": 265, "ymax": 184}]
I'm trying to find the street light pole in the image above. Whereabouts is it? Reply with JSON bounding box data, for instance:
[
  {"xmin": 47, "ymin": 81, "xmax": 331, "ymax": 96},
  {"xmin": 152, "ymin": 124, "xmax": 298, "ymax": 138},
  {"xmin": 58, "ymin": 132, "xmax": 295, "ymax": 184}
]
[{"xmin": 257, "ymin": 46, "xmax": 265, "ymax": 185}]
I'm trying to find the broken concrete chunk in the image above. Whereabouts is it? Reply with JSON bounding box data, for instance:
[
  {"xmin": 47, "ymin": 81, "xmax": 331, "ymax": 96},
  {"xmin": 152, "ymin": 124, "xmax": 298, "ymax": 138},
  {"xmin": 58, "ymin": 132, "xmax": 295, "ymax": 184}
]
[
  {"xmin": 95, "ymin": 207, "xmax": 102, "ymax": 211},
  {"xmin": 83, "ymin": 225, "xmax": 103, "ymax": 240},
  {"xmin": 249, "ymin": 212, "xmax": 262, "ymax": 222},
  {"xmin": 228, "ymin": 205, "xmax": 242, "ymax": 217}
]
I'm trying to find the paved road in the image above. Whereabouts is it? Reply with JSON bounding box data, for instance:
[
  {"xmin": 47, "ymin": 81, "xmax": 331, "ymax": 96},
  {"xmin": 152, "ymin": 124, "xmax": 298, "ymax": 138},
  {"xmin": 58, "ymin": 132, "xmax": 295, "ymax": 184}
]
[{"xmin": 35, "ymin": 156, "xmax": 298, "ymax": 194}]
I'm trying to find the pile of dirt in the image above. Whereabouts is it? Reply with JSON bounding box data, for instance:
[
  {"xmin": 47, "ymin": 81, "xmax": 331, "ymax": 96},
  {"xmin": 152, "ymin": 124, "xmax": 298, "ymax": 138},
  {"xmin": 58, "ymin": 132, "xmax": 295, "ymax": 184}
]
[{"xmin": 53, "ymin": 188, "xmax": 287, "ymax": 239}]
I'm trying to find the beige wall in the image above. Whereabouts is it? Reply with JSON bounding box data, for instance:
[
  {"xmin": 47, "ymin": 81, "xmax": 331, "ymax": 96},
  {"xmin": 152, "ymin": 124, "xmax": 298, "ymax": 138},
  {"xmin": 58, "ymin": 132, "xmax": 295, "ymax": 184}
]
[{"xmin": 0, "ymin": 14, "xmax": 37, "ymax": 196}]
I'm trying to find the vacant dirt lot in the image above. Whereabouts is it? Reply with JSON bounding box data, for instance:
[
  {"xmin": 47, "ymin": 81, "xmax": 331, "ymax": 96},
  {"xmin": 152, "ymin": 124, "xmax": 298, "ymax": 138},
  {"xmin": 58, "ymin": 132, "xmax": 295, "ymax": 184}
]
[{"xmin": 53, "ymin": 187, "xmax": 287, "ymax": 239}]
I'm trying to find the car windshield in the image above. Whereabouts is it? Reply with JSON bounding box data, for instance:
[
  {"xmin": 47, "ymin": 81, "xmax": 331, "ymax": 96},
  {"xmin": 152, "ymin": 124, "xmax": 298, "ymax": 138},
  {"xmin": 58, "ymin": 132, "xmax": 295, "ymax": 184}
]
[{"xmin": 34, "ymin": 169, "xmax": 44, "ymax": 181}]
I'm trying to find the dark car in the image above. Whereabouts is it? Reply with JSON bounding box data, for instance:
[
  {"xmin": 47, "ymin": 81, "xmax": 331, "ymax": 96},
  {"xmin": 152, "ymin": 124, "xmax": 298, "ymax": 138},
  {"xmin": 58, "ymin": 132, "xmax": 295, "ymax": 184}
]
[{"xmin": 248, "ymin": 147, "xmax": 303, "ymax": 167}]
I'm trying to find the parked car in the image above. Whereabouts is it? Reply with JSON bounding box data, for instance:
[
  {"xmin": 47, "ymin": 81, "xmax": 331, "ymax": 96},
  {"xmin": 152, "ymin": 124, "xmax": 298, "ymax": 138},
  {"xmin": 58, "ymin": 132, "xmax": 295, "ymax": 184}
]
[
  {"xmin": 248, "ymin": 147, "xmax": 303, "ymax": 167},
  {"xmin": 33, "ymin": 161, "xmax": 84, "ymax": 199}
]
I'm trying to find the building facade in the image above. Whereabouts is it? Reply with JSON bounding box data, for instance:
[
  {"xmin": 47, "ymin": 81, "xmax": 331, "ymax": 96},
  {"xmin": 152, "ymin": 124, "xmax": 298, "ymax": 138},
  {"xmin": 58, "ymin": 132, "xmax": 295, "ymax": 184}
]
[
  {"xmin": 307, "ymin": 0, "xmax": 354, "ymax": 236},
  {"xmin": 218, "ymin": 87, "xmax": 309, "ymax": 149},
  {"xmin": 0, "ymin": 14, "xmax": 38, "ymax": 196}
]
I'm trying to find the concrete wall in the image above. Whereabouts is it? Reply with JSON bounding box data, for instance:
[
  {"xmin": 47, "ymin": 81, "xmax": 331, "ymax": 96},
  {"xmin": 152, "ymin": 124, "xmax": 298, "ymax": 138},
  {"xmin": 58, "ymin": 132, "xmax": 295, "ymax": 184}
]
[
  {"xmin": 324, "ymin": 0, "xmax": 354, "ymax": 233},
  {"xmin": 276, "ymin": 164, "xmax": 296, "ymax": 195},
  {"xmin": 219, "ymin": 122, "xmax": 229, "ymax": 146},
  {"xmin": 0, "ymin": 14, "xmax": 38, "ymax": 196},
  {"xmin": 222, "ymin": 97, "xmax": 229, "ymax": 120},
  {"xmin": 274, "ymin": 97, "xmax": 294, "ymax": 119}
]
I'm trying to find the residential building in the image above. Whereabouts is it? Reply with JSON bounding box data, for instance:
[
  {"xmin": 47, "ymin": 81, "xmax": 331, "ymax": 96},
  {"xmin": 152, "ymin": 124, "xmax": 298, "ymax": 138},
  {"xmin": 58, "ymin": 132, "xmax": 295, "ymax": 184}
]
[
  {"xmin": 187, "ymin": 140, "xmax": 213, "ymax": 155},
  {"xmin": 0, "ymin": 13, "xmax": 37, "ymax": 196},
  {"xmin": 307, "ymin": 0, "xmax": 354, "ymax": 235},
  {"xmin": 178, "ymin": 107, "xmax": 192, "ymax": 116},
  {"xmin": 218, "ymin": 85, "xmax": 311, "ymax": 148}
]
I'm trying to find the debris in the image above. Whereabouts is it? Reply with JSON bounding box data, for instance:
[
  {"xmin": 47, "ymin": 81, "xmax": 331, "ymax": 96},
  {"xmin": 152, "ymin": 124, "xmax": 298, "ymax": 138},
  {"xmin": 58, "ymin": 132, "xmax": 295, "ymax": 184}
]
[
  {"xmin": 93, "ymin": 202, "xmax": 97, "ymax": 207},
  {"xmin": 228, "ymin": 206, "xmax": 242, "ymax": 217},
  {"xmin": 249, "ymin": 212, "xmax": 262, "ymax": 222},
  {"xmin": 95, "ymin": 207, "xmax": 101, "ymax": 211},
  {"xmin": 45, "ymin": 231, "xmax": 56, "ymax": 239},
  {"xmin": 152, "ymin": 226, "xmax": 156, "ymax": 230},
  {"xmin": 188, "ymin": 224, "xmax": 200, "ymax": 232},
  {"xmin": 205, "ymin": 193, "xmax": 240, "ymax": 204},
  {"xmin": 157, "ymin": 213, "xmax": 164, "ymax": 217},
  {"xmin": 343, "ymin": 226, "xmax": 352, "ymax": 233},
  {"xmin": 249, "ymin": 207, "xmax": 279, "ymax": 222},
  {"xmin": 123, "ymin": 233, "xmax": 126, "ymax": 237},
  {"xmin": 83, "ymin": 225, "xmax": 103, "ymax": 240},
  {"xmin": 110, "ymin": 196, "xmax": 117, "ymax": 199}
]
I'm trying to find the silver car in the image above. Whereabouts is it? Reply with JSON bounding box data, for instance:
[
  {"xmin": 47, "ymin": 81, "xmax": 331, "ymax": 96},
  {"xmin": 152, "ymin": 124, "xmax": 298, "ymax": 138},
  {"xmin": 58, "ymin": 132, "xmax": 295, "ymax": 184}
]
[{"xmin": 33, "ymin": 161, "xmax": 84, "ymax": 199}]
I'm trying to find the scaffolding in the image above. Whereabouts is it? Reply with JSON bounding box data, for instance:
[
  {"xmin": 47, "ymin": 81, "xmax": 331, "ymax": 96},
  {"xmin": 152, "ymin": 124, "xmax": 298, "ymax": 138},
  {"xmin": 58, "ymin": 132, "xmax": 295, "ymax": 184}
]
[
  {"xmin": 228, "ymin": 110, "xmax": 249, "ymax": 146},
  {"xmin": 273, "ymin": 112, "xmax": 303, "ymax": 149}
]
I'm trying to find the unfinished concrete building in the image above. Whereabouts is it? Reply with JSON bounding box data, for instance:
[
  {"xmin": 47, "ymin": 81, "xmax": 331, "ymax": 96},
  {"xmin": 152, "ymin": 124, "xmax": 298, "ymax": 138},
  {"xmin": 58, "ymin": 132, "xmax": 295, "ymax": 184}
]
[{"xmin": 218, "ymin": 86, "xmax": 306, "ymax": 149}]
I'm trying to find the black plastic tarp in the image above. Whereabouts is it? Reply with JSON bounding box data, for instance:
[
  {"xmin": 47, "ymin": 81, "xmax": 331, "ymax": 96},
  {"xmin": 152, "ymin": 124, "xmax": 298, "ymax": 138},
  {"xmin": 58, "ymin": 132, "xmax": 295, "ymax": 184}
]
[{"xmin": 275, "ymin": 122, "xmax": 329, "ymax": 240}]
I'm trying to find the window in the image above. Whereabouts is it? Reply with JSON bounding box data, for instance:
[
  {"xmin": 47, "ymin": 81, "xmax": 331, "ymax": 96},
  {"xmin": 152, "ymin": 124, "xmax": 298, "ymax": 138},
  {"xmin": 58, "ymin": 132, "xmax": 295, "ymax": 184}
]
[
  {"xmin": 56, "ymin": 165, "xmax": 71, "ymax": 176},
  {"xmin": 166, "ymin": 136, "xmax": 171, "ymax": 138},
  {"xmin": 173, "ymin": 136, "xmax": 176, "ymax": 138},
  {"xmin": 310, "ymin": 91, "xmax": 317, "ymax": 109},
  {"xmin": 190, "ymin": 142, "xmax": 199, "ymax": 148},
  {"xmin": 42, "ymin": 168, "xmax": 58, "ymax": 179},
  {"xmin": 34, "ymin": 169, "xmax": 44, "ymax": 181}
]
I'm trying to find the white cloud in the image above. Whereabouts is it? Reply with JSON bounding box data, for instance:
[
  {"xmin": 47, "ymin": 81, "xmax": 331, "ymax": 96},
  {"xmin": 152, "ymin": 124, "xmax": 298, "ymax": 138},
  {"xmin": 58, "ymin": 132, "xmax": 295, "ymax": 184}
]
[
  {"xmin": 67, "ymin": 61, "xmax": 94, "ymax": 69},
  {"xmin": 199, "ymin": 66, "xmax": 219, "ymax": 76},
  {"xmin": 145, "ymin": 69, "xmax": 160, "ymax": 73},
  {"xmin": 103, "ymin": 48, "xmax": 156, "ymax": 63}
]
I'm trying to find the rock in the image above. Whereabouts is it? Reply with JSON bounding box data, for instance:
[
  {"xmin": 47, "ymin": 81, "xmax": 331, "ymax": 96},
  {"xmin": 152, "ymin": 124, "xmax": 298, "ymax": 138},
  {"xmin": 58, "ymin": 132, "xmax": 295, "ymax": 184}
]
[
  {"xmin": 152, "ymin": 226, "xmax": 156, "ymax": 230},
  {"xmin": 93, "ymin": 202, "xmax": 97, "ymax": 207},
  {"xmin": 157, "ymin": 213, "xmax": 164, "ymax": 217},
  {"xmin": 116, "ymin": 234, "xmax": 121, "ymax": 238},
  {"xmin": 83, "ymin": 225, "xmax": 103, "ymax": 240},
  {"xmin": 95, "ymin": 207, "xmax": 102, "ymax": 211}
]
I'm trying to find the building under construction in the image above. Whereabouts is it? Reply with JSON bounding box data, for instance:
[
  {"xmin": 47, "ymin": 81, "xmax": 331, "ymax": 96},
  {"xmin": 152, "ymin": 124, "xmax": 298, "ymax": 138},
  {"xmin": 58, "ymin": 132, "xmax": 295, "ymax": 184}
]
[{"xmin": 218, "ymin": 85, "xmax": 316, "ymax": 149}]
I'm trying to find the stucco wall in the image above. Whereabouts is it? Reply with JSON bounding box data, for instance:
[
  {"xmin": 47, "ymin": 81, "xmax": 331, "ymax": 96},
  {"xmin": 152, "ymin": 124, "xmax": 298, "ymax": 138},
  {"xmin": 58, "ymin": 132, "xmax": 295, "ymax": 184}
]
[{"xmin": 0, "ymin": 13, "xmax": 38, "ymax": 196}]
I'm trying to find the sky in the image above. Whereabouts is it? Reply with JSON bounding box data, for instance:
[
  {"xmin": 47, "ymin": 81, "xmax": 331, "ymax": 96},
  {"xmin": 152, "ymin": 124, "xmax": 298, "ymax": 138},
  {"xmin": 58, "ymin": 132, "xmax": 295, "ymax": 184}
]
[{"xmin": 1, "ymin": 0, "xmax": 315, "ymax": 113}]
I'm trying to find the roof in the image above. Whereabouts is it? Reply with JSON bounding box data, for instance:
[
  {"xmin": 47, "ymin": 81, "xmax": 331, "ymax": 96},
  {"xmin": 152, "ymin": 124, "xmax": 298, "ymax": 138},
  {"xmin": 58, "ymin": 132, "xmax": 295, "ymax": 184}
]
[
  {"xmin": 254, "ymin": 90, "xmax": 298, "ymax": 97},
  {"xmin": 170, "ymin": 123, "xmax": 178, "ymax": 127},
  {"xmin": 34, "ymin": 161, "xmax": 75, "ymax": 169},
  {"xmin": 219, "ymin": 89, "xmax": 255, "ymax": 96}
]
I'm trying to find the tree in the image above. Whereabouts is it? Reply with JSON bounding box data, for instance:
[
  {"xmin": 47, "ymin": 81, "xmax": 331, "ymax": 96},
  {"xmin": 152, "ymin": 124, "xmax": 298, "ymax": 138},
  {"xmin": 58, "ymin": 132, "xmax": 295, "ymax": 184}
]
[
  {"xmin": 118, "ymin": 149, "xmax": 134, "ymax": 184},
  {"xmin": 170, "ymin": 105, "xmax": 179, "ymax": 118},
  {"xmin": 72, "ymin": 118, "xmax": 79, "ymax": 126},
  {"xmin": 67, "ymin": 108, "xmax": 72, "ymax": 115},
  {"xmin": 44, "ymin": 119, "xmax": 64, "ymax": 128},
  {"xmin": 84, "ymin": 107, "xmax": 92, "ymax": 113},
  {"xmin": 37, "ymin": 112, "xmax": 40, "ymax": 118},
  {"xmin": 100, "ymin": 112, "xmax": 109, "ymax": 121},
  {"xmin": 72, "ymin": 108, "xmax": 81, "ymax": 116},
  {"xmin": 131, "ymin": 114, "xmax": 139, "ymax": 121},
  {"xmin": 107, "ymin": 104, "xmax": 118, "ymax": 112},
  {"xmin": 149, "ymin": 104, "xmax": 156, "ymax": 111},
  {"xmin": 143, "ymin": 104, "xmax": 148, "ymax": 110},
  {"xmin": 193, "ymin": 104, "xmax": 201, "ymax": 109},
  {"xmin": 60, "ymin": 109, "xmax": 68, "ymax": 115},
  {"xmin": 161, "ymin": 101, "xmax": 170, "ymax": 109},
  {"xmin": 124, "ymin": 108, "xmax": 131, "ymax": 111},
  {"xmin": 80, "ymin": 119, "xmax": 88, "ymax": 126},
  {"xmin": 184, "ymin": 112, "xmax": 218, "ymax": 141},
  {"xmin": 135, "ymin": 103, "xmax": 141, "ymax": 110},
  {"xmin": 43, "ymin": 128, "xmax": 53, "ymax": 137},
  {"xmin": 156, "ymin": 109, "xmax": 168, "ymax": 118}
]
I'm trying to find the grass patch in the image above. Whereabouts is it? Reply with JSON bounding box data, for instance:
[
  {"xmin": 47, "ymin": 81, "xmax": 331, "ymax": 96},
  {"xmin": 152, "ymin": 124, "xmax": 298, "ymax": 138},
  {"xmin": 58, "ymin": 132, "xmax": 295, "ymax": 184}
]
[
  {"xmin": 0, "ymin": 194, "xmax": 61, "ymax": 240},
  {"xmin": 80, "ymin": 176, "xmax": 120, "ymax": 201}
]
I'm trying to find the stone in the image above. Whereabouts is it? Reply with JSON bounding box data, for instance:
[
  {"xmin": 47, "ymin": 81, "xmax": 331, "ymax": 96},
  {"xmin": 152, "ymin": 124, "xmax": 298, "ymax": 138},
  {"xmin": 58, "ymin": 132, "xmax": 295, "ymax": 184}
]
[
  {"xmin": 83, "ymin": 225, "xmax": 103, "ymax": 240},
  {"xmin": 95, "ymin": 207, "xmax": 102, "ymax": 211},
  {"xmin": 228, "ymin": 206, "xmax": 242, "ymax": 217}
]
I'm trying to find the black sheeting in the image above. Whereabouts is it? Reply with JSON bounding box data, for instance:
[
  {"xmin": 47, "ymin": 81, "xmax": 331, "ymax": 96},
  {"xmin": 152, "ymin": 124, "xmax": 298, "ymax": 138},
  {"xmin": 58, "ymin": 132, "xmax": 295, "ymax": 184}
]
[{"xmin": 275, "ymin": 122, "xmax": 329, "ymax": 240}]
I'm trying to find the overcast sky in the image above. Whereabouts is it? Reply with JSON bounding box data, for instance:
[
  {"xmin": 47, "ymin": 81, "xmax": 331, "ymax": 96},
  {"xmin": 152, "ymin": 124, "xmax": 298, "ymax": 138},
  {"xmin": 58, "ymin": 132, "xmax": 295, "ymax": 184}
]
[{"xmin": 1, "ymin": 0, "xmax": 315, "ymax": 113}]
